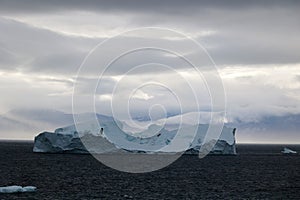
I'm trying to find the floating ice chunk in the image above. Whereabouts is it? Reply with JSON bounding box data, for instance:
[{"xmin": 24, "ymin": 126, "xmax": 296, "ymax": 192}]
[
  {"xmin": 281, "ymin": 147, "xmax": 297, "ymax": 154},
  {"xmin": 0, "ymin": 186, "xmax": 23, "ymax": 193},
  {"xmin": 22, "ymin": 186, "xmax": 37, "ymax": 192},
  {"xmin": 0, "ymin": 185, "xmax": 37, "ymax": 193}
]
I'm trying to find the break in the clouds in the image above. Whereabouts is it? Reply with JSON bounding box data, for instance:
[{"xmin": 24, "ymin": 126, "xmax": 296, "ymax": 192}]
[{"xmin": 0, "ymin": 0, "xmax": 299, "ymax": 142}]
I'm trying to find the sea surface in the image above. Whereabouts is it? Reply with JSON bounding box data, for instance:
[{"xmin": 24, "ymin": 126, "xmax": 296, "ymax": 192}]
[{"xmin": 0, "ymin": 141, "xmax": 300, "ymax": 199}]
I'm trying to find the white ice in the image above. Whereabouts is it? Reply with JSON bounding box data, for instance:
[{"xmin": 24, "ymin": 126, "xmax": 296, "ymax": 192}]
[
  {"xmin": 0, "ymin": 185, "xmax": 37, "ymax": 193},
  {"xmin": 281, "ymin": 147, "xmax": 297, "ymax": 154}
]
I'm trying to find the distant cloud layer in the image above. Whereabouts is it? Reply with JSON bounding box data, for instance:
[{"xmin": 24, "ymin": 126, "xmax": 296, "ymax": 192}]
[{"xmin": 0, "ymin": 0, "xmax": 299, "ymax": 141}]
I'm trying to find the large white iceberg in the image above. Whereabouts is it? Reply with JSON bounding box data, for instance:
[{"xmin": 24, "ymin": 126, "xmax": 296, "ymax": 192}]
[{"xmin": 33, "ymin": 117, "xmax": 236, "ymax": 155}]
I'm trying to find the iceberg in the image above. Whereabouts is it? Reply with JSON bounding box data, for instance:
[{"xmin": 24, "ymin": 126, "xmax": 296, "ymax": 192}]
[
  {"xmin": 281, "ymin": 147, "xmax": 297, "ymax": 154},
  {"xmin": 0, "ymin": 186, "xmax": 36, "ymax": 193},
  {"xmin": 33, "ymin": 117, "xmax": 236, "ymax": 155}
]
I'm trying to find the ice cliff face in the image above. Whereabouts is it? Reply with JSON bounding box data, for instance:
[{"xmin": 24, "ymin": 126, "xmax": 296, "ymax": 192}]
[
  {"xmin": 33, "ymin": 117, "xmax": 236, "ymax": 155},
  {"xmin": 33, "ymin": 131, "xmax": 120, "ymax": 154}
]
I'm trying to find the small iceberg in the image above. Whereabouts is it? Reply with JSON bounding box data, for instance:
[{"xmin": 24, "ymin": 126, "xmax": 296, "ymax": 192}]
[
  {"xmin": 281, "ymin": 147, "xmax": 297, "ymax": 154},
  {"xmin": 0, "ymin": 186, "xmax": 37, "ymax": 193}
]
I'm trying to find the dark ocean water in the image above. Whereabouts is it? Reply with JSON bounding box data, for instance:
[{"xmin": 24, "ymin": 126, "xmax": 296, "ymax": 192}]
[{"xmin": 0, "ymin": 141, "xmax": 300, "ymax": 199}]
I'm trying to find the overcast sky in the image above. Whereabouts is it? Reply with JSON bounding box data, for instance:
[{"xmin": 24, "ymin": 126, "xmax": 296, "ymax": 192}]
[{"xmin": 0, "ymin": 0, "xmax": 299, "ymax": 141}]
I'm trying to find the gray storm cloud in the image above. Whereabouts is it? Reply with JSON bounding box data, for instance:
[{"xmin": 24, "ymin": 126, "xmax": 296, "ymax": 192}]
[{"xmin": 0, "ymin": 0, "xmax": 299, "ymax": 142}]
